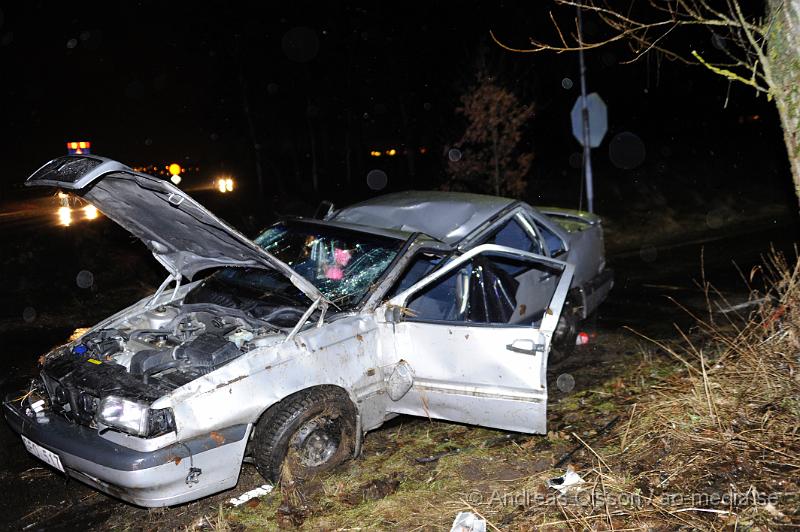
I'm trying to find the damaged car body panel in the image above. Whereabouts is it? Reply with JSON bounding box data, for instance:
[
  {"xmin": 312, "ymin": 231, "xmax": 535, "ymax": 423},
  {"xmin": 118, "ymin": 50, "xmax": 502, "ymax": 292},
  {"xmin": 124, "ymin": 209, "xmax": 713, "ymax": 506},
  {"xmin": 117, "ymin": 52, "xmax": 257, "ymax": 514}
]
[
  {"xmin": 329, "ymin": 190, "xmax": 613, "ymax": 320},
  {"xmin": 5, "ymin": 155, "xmax": 601, "ymax": 508},
  {"xmin": 380, "ymin": 245, "xmax": 574, "ymax": 433}
]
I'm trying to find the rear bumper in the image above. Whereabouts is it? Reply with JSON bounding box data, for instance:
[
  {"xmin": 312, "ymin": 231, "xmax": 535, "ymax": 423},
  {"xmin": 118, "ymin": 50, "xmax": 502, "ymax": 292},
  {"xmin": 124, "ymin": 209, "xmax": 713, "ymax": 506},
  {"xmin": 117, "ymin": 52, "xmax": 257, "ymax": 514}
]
[
  {"xmin": 4, "ymin": 397, "xmax": 249, "ymax": 507},
  {"xmin": 582, "ymin": 268, "xmax": 614, "ymax": 318}
]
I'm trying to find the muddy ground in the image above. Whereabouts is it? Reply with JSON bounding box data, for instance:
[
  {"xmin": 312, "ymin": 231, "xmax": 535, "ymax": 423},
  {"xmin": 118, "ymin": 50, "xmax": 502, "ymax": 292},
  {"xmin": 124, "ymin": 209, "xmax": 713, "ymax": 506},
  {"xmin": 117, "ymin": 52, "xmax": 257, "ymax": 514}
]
[{"xmin": 0, "ymin": 215, "xmax": 796, "ymax": 530}]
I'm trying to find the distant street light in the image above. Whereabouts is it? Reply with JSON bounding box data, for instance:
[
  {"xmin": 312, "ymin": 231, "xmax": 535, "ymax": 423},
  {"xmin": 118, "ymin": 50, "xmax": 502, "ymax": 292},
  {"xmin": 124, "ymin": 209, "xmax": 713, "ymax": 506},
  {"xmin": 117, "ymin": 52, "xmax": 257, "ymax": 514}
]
[{"xmin": 168, "ymin": 163, "xmax": 183, "ymax": 185}]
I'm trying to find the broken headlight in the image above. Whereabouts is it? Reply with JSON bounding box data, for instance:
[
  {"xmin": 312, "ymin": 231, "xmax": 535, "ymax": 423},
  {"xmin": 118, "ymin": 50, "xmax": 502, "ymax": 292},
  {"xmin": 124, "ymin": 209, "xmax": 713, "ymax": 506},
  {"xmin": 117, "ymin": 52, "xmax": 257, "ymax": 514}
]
[{"xmin": 96, "ymin": 396, "xmax": 175, "ymax": 437}]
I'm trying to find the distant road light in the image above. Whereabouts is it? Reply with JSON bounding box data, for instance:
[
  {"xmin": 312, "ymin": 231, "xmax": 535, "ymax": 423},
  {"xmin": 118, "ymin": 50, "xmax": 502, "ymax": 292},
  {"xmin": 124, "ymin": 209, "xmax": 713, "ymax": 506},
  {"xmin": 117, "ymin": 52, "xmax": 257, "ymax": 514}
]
[
  {"xmin": 67, "ymin": 141, "xmax": 92, "ymax": 155},
  {"xmin": 369, "ymin": 150, "xmax": 382, "ymax": 157},
  {"xmin": 83, "ymin": 204, "xmax": 99, "ymax": 220},
  {"xmin": 385, "ymin": 148, "xmax": 397, "ymax": 156},
  {"xmin": 58, "ymin": 206, "xmax": 72, "ymax": 226},
  {"xmin": 217, "ymin": 177, "xmax": 234, "ymax": 193},
  {"xmin": 170, "ymin": 174, "xmax": 182, "ymax": 185},
  {"xmin": 168, "ymin": 163, "xmax": 182, "ymax": 176}
]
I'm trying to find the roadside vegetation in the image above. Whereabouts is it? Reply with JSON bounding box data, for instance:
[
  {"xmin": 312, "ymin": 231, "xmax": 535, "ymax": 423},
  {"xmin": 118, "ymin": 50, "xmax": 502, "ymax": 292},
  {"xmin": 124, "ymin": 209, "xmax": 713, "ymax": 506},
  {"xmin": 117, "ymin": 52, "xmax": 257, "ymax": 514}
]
[{"xmin": 170, "ymin": 252, "xmax": 799, "ymax": 530}]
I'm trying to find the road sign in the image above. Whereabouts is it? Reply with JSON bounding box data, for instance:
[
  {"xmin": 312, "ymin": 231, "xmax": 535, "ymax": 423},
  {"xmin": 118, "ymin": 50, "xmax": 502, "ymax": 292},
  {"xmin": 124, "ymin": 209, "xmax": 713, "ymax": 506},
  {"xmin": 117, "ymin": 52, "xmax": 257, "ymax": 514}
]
[{"xmin": 570, "ymin": 93, "xmax": 607, "ymax": 148}]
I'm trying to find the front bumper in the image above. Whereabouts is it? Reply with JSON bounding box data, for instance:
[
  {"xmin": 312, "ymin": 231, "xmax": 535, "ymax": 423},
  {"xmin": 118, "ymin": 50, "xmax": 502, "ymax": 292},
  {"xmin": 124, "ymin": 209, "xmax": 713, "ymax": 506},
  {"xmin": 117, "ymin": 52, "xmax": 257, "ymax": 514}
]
[{"xmin": 4, "ymin": 397, "xmax": 250, "ymax": 507}]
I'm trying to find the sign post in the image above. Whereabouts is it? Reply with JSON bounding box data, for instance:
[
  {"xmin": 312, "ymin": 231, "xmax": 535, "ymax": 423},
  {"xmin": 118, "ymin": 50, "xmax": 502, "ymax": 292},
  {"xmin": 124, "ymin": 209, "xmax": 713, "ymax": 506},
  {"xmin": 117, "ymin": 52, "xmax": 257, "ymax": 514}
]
[{"xmin": 570, "ymin": 5, "xmax": 607, "ymax": 213}]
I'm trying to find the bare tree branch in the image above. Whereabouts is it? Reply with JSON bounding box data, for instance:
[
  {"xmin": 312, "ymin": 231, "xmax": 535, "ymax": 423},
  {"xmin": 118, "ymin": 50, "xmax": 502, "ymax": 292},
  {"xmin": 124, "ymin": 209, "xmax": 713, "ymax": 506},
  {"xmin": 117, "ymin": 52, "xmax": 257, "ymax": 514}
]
[{"xmin": 491, "ymin": 0, "xmax": 768, "ymax": 94}]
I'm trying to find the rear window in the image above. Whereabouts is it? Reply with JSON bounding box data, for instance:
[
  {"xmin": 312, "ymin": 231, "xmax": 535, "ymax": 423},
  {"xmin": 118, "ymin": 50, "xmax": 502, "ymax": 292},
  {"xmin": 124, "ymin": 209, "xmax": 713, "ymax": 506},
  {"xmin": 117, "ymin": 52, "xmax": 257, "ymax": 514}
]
[
  {"xmin": 535, "ymin": 222, "xmax": 567, "ymax": 257},
  {"xmin": 482, "ymin": 217, "xmax": 543, "ymax": 255}
]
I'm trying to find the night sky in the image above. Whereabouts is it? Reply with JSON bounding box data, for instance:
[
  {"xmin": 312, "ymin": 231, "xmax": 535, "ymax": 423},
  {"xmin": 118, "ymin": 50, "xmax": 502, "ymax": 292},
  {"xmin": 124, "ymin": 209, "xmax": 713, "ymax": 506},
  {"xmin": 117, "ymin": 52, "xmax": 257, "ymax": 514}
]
[{"xmin": 0, "ymin": 1, "xmax": 793, "ymax": 218}]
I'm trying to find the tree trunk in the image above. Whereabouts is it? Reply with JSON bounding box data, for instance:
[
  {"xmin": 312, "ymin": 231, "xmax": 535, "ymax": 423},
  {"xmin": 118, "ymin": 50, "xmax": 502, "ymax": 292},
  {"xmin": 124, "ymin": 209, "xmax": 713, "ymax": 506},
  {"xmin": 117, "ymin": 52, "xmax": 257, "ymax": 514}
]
[{"xmin": 767, "ymin": 0, "xmax": 800, "ymax": 203}]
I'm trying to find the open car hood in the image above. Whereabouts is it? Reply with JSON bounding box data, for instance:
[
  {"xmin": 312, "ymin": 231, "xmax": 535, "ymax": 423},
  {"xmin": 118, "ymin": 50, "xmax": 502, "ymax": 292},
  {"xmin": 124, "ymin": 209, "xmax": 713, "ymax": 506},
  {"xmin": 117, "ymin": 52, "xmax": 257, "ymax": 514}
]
[{"xmin": 26, "ymin": 155, "xmax": 324, "ymax": 303}]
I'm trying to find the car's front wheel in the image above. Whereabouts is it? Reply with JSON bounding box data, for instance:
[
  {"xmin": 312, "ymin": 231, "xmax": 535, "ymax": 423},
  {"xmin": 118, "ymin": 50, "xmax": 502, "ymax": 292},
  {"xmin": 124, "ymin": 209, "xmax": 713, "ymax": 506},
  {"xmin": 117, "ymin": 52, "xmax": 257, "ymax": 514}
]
[{"xmin": 252, "ymin": 387, "xmax": 356, "ymax": 483}]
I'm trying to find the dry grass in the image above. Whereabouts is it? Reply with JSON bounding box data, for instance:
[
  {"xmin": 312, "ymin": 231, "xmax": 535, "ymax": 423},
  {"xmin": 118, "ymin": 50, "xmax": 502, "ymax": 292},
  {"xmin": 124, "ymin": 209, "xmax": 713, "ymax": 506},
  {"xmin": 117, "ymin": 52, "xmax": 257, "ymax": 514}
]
[
  {"xmin": 589, "ymin": 251, "xmax": 800, "ymax": 529},
  {"xmin": 222, "ymin": 253, "xmax": 800, "ymax": 530}
]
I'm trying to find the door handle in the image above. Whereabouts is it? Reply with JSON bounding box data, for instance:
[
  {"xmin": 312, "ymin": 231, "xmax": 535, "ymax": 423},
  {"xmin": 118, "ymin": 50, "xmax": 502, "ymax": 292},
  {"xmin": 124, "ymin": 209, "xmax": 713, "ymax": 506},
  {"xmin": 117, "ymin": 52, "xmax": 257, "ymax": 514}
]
[{"xmin": 506, "ymin": 340, "xmax": 545, "ymax": 355}]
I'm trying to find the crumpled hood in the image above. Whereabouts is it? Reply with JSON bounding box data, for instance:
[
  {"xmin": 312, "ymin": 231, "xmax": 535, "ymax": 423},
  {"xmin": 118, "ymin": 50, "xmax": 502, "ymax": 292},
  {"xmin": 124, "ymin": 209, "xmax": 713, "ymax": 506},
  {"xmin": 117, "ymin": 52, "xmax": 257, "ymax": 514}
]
[{"xmin": 26, "ymin": 155, "xmax": 324, "ymax": 303}]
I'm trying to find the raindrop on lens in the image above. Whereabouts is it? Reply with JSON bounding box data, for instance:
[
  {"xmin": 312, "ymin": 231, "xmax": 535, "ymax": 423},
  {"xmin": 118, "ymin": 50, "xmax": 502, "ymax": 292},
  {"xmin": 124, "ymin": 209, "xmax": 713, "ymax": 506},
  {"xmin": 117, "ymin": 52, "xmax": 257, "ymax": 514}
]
[
  {"xmin": 556, "ymin": 373, "xmax": 575, "ymax": 393},
  {"xmin": 66, "ymin": 38, "xmax": 78, "ymax": 49},
  {"xmin": 568, "ymin": 152, "xmax": 583, "ymax": 169},
  {"xmin": 22, "ymin": 306, "xmax": 36, "ymax": 323},
  {"xmin": 639, "ymin": 246, "xmax": 658, "ymax": 263},
  {"xmin": 561, "ymin": 77, "xmax": 573, "ymax": 90},
  {"xmin": 366, "ymin": 169, "xmax": 388, "ymax": 191},
  {"xmin": 609, "ymin": 132, "xmax": 646, "ymax": 170},
  {"xmin": 601, "ymin": 51, "xmax": 617, "ymax": 66},
  {"xmin": 281, "ymin": 26, "xmax": 320, "ymax": 63},
  {"xmin": 76, "ymin": 270, "xmax": 94, "ymax": 289},
  {"xmin": 711, "ymin": 33, "xmax": 727, "ymax": 51},
  {"xmin": 706, "ymin": 207, "xmax": 729, "ymax": 229},
  {"xmin": 448, "ymin": 148, "xmax": 462, "ymax": 162}
]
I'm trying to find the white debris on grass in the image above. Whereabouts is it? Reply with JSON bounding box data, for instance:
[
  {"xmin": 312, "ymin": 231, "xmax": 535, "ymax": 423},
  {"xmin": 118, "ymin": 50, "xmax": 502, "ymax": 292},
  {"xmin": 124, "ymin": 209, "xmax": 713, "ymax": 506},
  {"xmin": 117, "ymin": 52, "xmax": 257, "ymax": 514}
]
[
  {"xmin": 228, "ymin": 484, "xmax": 273, "ymax": 506},
  {"xmin": 450, "ymin": 511, "xmax": 487, "ymax": 532},
  {"xmin": 547, "ymin": 465, "xmax": 585, "ymax": 494}
]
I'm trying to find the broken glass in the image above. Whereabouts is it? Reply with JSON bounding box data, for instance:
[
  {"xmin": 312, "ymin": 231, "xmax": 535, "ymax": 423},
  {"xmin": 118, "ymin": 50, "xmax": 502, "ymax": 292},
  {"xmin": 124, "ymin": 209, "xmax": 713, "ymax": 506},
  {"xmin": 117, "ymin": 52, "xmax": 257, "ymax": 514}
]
[{"xmin": 253, "ymin": 221, "xmax": 405, "ymax": 309}]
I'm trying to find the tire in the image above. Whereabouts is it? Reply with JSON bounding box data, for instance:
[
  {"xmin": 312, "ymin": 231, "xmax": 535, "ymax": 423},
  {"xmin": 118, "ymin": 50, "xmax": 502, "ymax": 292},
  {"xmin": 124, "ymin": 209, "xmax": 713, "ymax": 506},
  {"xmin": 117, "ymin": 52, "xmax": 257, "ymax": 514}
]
[
  {"xmin": 549, "ymin": 297, "xmax": 581, "ymax": 363},
  {"xmin": 252, "ymin": 387, "xmax": 356, "ymax": 483}
]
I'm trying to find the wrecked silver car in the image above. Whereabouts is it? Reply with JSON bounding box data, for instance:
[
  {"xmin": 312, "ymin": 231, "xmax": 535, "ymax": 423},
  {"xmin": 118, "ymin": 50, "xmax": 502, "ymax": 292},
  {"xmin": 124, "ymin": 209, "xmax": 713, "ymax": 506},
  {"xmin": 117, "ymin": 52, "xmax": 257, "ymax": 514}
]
[{"xmin": 4, "ymin": 155, "xmax": 611, "ymax": 507}]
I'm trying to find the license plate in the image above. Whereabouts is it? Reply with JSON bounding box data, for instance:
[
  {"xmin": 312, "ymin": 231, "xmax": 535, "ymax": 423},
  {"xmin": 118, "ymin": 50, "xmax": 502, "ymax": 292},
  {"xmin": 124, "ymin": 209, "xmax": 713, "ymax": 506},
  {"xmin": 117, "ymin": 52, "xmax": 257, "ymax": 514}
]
[{"xmin": 21, "ymin": 435, "xmax": 65, "ymax": 473}]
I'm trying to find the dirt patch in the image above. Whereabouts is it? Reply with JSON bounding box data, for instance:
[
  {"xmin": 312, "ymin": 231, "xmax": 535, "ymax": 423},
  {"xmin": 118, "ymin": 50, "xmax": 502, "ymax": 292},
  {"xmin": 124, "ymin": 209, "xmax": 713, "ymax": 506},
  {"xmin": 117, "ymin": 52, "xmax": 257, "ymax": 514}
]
[
  {"xmin": 458, "ymin": 459, "xmax": 486, "ymax": 481},
  {"xmin": 340, "ymin": 473, "xmax": 403, "ymax": 506}
]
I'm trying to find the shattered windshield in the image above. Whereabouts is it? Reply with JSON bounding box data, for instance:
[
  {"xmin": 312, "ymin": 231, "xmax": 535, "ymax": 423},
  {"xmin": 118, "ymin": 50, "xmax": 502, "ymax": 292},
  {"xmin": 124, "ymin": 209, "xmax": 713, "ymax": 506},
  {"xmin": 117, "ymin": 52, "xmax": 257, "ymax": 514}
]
[{"xmin": 210, "ymin": 221, "xmax": 404, "ymax": 309}]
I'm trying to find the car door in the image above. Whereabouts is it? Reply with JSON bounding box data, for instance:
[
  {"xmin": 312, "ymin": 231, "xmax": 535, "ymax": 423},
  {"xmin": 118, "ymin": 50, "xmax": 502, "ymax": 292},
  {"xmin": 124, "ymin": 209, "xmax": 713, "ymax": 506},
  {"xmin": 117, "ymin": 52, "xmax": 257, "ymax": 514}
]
[
  {"xmin": 379, "ymin": 244, "xmax": 574, "ymax": 434},
  {"xmin": 464, "ymin": 210, "xmax": 559, "ymax": 326}
]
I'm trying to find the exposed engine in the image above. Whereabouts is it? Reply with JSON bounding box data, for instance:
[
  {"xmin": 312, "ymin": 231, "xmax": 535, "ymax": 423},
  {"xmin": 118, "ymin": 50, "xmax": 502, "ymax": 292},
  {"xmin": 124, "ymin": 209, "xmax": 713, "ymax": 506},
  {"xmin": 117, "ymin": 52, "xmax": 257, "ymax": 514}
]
[
  {"xmin": 36, "ymin": 302, "xmax": 293, "ymax": 434},
  {"xmin": 70, "ymin": 303, "xmax": 287, "ymax": 387}
]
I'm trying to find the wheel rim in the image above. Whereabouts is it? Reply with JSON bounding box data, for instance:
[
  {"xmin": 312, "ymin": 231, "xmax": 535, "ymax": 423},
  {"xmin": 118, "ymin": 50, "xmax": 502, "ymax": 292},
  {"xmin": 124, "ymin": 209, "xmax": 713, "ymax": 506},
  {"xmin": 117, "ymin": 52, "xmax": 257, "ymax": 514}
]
[{"xmin": 294, "ymin": 417, "xmax": 340, "ymax": 468}]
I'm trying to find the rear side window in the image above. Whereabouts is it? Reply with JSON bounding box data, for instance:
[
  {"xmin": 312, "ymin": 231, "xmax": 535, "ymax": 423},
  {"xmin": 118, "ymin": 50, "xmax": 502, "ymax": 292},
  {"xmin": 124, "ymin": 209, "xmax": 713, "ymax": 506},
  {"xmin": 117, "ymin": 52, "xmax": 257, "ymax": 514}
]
[
  {"xmin": 535, "ymin": 222, "xmax": 566, "ymax": 257},
  {"xmin": 483, "ymin": 217, "xmax": 543, "ymax": 255}
]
